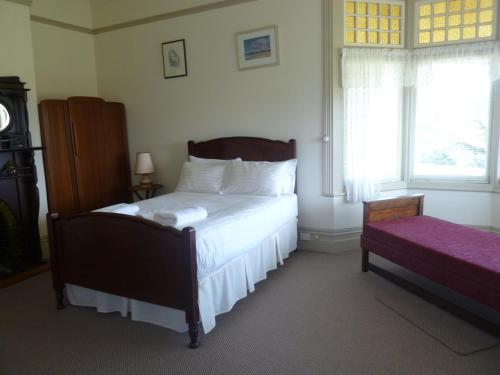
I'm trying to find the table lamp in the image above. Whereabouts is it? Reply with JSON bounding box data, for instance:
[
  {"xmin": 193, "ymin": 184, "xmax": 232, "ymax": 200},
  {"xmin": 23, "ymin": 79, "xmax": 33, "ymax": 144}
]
[{"xmin": 135, "ymin": 152, "xmax": 155, "ymax": 187}]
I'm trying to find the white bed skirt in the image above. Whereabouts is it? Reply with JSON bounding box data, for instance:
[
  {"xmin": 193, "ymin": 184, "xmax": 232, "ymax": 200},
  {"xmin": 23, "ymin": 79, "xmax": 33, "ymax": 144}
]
[{"xmin": 66, "ymin": 219, "xmax": 297, "ymax": 334}]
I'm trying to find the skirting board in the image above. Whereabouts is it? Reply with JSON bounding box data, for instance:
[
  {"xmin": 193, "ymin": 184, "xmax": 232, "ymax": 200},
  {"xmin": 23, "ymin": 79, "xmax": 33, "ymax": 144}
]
[
  {"xmin": 299, "ymin": 227, "xmax": 361, "ymax": 254},
  {"xmin": 298, "ymin": 225, "xmax": 500, "ymax": 254}
]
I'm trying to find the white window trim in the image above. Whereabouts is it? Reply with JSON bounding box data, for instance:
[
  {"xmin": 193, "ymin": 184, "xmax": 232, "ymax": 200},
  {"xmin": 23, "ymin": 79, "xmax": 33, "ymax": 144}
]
[
  {"xmin": 344, "ymin": 0, "xmax": 406, "ymax": 48},
  {"xmin": 414, "ymin": 0, "xmax": 498, "ymax": 48},
  {"xmin": 408, "ymin": 80, "xmax": 500, "ymax": 190}
]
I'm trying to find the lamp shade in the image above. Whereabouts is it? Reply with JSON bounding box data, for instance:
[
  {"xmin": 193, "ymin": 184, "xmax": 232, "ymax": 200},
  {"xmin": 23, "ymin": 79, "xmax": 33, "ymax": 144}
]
[{"xmin": 135, "ymin": 152, "xmax": 154, "ymax": 174}]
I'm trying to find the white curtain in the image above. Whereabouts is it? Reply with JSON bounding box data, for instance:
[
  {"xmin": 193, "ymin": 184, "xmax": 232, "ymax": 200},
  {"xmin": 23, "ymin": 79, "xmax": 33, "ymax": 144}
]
[
  {"xmin": 341, "ymin": 41, "xmax": 500, "ymax": 203},
  {"xmin": 342, "ymin": 48, "xmax": 407, "ymax": 203}
]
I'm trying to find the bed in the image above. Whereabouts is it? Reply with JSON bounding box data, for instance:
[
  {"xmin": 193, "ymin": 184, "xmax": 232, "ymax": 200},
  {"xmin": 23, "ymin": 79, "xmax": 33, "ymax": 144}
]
[
  {"xmin": 48, "ymin": 137, "xmax": 297, "ymax": 348},
  {"xmin": 360, "ymin": 194, "xmax": 500, "ymax": 336}
]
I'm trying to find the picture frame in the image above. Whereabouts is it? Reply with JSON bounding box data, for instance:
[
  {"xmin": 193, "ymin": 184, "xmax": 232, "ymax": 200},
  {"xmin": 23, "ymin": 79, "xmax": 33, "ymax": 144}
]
[
  {"xmin": 236, "ymin": 25, "xmax": 279, "ymax": 70},
  {"xmin": 162, "ymin": 39, "xmax": 188, "ymax": 79}
]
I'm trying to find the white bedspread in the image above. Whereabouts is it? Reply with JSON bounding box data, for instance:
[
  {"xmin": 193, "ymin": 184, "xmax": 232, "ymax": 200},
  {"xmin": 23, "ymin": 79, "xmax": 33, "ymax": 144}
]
[
  {"xmin": 135, "ymin": 192, "xmax": 298, "ymax": 278},
  {"xmin": 68, "ymin": 192, "xmax": 298, "ymax": 333}
]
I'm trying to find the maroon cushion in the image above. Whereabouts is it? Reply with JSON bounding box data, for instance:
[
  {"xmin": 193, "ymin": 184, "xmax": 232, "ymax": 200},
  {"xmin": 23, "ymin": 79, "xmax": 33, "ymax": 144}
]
[{"xmin": 363, "ymin": 216, "xmax": 500, "ymax": 293}]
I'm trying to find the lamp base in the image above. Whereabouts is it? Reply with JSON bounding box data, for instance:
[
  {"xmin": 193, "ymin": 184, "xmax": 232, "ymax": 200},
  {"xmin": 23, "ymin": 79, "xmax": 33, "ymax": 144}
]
[{"xmin": 139, "ymin": 174, "xmax": 153, "ymax": 188}]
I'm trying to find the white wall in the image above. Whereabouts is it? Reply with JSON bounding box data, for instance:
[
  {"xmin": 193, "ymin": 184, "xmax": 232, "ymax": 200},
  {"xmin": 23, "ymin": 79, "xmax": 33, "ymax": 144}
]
[
  {"xmin": 0, "ymin": 0, "xmax": 48, "ymax": 238},
  {"xmin": 31, "ymin": 0, "xmax": 93, "ymax": 28},
  {"xmin": 94, "ymin": 0, "xmax": 334, "ymax": 230},
  {"xmin": 31, "ymin": 22, "xmax": 98, "ymax": 100},
  {"xmin": 90, "ymin": 0, "xmax": 245, "ymax": 28},
  {"xmin": 492, "ymin": 194, "xmax": 500, "ymax": 228}
]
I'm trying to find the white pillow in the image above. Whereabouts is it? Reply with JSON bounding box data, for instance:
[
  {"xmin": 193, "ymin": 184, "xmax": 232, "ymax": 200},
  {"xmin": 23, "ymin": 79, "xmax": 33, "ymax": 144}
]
[
  {"xmin": 281, "ymin": 159, "xmax": 297, "ymax": 195},
  {"xmin": 175, "ymin": 162, "xmax": 226, "ymax": 194},
  {"xmin": 189, "ymin": 155, "xmax": 241, "ymax": 164},
  {"xmin": 220, "ymin": 160, "xmax": 289, "ymax": 197}
]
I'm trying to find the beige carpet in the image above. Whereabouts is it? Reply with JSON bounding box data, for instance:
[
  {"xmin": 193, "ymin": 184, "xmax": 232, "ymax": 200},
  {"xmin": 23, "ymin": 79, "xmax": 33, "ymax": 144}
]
[{"xmin": 1, "ymin": 250, "xmax": 500, "ymax": 375}]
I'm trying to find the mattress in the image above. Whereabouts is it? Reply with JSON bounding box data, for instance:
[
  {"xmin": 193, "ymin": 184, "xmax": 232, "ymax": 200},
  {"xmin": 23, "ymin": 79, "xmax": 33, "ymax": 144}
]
[
  {"xmin": 363, "ymin": 215, "xmax": 500, "ymax": 292},
  {"xmin": 134, "ymin": 192, "xmax": 298, "ymax": 278}
]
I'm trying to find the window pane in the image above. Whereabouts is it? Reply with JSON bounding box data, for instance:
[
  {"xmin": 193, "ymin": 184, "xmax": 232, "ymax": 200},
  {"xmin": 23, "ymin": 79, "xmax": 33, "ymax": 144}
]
[{"xmin": 413, "ymin": 60, "xmax": 491, "ymax": 179}]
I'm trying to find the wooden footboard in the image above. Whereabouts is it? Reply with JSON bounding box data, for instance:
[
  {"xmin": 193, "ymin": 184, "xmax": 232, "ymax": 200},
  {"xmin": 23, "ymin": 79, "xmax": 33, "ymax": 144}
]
[{"xmin": 47, "ymin": 212, "xmax": 200, "ymax": 348}]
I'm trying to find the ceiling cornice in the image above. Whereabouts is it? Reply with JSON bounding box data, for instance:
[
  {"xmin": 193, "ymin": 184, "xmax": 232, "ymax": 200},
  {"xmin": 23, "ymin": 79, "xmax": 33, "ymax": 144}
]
[
  {"xmin": 30, "ymin": 0, "xmax": 258, "ymax": 35},
  {"xmin": 4, "ymin": 0, "xmax": 33, "ymax": 6}
]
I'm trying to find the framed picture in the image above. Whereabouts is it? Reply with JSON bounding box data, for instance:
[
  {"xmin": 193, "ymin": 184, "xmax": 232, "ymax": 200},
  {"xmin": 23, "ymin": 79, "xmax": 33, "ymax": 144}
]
[
  {"xmin": 236, "ymin": 25, "xmax": 279, "ymax": 70},
  {"xmin": 162, "ymin": 39, "xmax": 187, "ymax": 79}
]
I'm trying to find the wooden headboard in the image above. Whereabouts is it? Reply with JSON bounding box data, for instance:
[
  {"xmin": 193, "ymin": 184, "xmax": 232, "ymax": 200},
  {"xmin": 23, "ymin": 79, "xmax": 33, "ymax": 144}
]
[
  {"xmin": 187, "ymin": 137, "xmax": 296, "ymax": 162},
  {"xmin": 363, "ymin": 194, "xmax": 424, "ymax": 226}
]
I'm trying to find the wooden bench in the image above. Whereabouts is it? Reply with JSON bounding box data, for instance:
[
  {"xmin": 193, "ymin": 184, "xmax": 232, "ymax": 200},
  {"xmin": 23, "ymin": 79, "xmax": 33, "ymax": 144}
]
[{"xmin": 361, "ymin": 194, "xmax": 500, "ymax": 336}]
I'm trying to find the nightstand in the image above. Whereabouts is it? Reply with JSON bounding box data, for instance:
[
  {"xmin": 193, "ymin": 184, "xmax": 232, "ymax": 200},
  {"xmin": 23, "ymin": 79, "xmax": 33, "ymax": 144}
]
[{"xmin": 130, "ymin": 184, "xmax": 163, "ymax": 201}]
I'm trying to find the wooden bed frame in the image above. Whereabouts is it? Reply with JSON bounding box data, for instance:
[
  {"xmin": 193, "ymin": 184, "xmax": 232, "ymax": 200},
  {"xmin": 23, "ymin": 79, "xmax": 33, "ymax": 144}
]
[
  {"xmin": 48, "ymin": 136, "xmax": 296, "ymax": 349},
  {"xmin": 361, "ymin": 194, "xmax": 500, "ymax": 337}
]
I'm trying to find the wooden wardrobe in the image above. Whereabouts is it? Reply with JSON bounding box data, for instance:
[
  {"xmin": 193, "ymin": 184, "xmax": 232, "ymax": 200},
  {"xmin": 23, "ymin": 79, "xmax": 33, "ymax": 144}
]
[{"xmin": 39, "ymin": 97, "xmax": 132, "ymax": 214}]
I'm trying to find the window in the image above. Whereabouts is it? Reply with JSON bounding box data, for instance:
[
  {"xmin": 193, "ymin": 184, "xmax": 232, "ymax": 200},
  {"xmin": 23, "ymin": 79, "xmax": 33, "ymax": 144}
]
[
  {"xmin": 415, "ymin": 0, "xmax": 497, "ymax": 46},
  {"xmin": 344, "ymin": 0, "xmax": 405, "ymax": 47},
  {"xmin": 411, "ymin": 56, "xmax": 492, "ymax": 181}
]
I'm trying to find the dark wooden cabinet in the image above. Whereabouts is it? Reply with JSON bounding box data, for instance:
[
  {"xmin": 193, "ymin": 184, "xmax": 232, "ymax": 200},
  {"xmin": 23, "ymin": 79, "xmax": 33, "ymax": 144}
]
[
  {"xmin": 0, "ymin": 77, "xmax": 42, "ymax": 276},
  {"xmin": 39, "ymin": 97, "xmax": 132, "ymax": 214}
]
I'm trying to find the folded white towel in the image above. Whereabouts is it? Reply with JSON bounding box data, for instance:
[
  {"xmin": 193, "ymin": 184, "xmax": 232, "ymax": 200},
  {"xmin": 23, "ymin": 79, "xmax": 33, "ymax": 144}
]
[
  {"xmin": 153, "ymin": 207, "xmax": 208, "ymax": 228},
  {"xmin": 96, "ymin": 203, "xmax": 140, "ymax": 216}
]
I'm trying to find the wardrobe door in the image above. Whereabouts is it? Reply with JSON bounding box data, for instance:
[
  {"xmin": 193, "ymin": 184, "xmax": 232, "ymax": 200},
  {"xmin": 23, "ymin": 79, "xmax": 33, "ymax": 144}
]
[
  {"xmin": 100, "ymin": 102, "xmax": 132, "ymax": 205},
  {"xmin": 67, "ymin": 97, "xmax": 105, "ymax": 211},
  {"xmin": 39, "ymin": 100, "xmax": 79, "ymax": 214}
]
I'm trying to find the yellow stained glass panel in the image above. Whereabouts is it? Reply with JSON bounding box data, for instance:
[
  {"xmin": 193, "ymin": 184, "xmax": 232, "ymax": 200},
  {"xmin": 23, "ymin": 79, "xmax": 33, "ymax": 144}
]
[
  {"xmin": 356, "ymin": 30, "xmax": 367, "ymax": 43},
  {"xmin": 478, "ymin": 24, "xmax": 493, "ymax": 37},
  {"xmin": 368, "ymin": 17, "xmax": 378, "ymax": 29},
  {"xmin": 479, "ymin": 10, "xmax": 493, "ymax": 22},
  {"xmin": 463, "ymin": 12, "xmax": 477, "ymax": 24},
  {"xmin": 420, "ymin": 3, "xmax": 432, "ymax": 16},
  {"xmin": 390, "ymin": 32, "xmax": 400, "ymax": 45},
  {"xmin": 345, "ymin": 1, "xmax": 355, "ymax": 13},
  {"xmin": 419, "ymin": 31, "xmax": 431, "ymax": 44},
  {"xmin": 464, "ymin": 0, "xmax": 478, "ymax": 10},
  {"xmin": 448, "ymin": 14, "xmax": 462, "ymax": 27},
  {"xmin": 434, "ymin": 16, "xmax": 446, "ymax": 28},
  {"xmin": 380, "ymin": 3, "xmax": 389, "ymax": 16},
  {"xmin": 380, "ymin": 18, "xmax": 389, "ymax": 30},
  {"xmin": 345, "ymin": 16, "xmax": 355, "ymax": 29},
  {"xmin": 357, "ymin": 1, "xmax": 367, "ymax": 14},
  {"xmin": 368, "ymin": 31, "xmax": 378, "ymax": 44},
  {"xmin": 357, "ymin": 17, "xmax": 367, "ymax": 28},
  {"xmin": 368, "ymin": 3, "xmax": 378, "ymax": 16},
  {"xmin": 448, "ymin": 27, "xmax": 461, "ymax": 40},
  {"xmin": 463, "ymin": 25, "xmax": 477, "ymax": 38},
  {"xmin": 391, "ymin": 5, "xmax": 401, "ymax": 17},
  {"xmin": 434, "ymin": 2, "xmax": 446, "ymax": 14},
  {"xmin": 391, "ymin": 19, "xmax": 400, "ymax": 31},
  {"xmin": 345, "ymin": 31, "xmax": 355, "ymax": 43},
  {"xmin": 380, "ymin": 31, "xmax": 389, "ymax": 44},
  {"xmin": 420, "ymin": 17, "xmax": 431, "ymax": 30},
  {"xmin": 480, "ymin": 0, "xmax": 494, "ymax": 8},
  {"xmin": 449, "ymin": 0, "xmax": 462, "ymax": 12},
  {"xmin": 433, "ymin": 29, "xmax": 446, "ymax": 42}
]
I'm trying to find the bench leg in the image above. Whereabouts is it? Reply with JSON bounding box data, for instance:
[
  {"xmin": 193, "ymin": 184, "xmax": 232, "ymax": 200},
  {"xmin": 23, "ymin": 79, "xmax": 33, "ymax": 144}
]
[{"xmin": 362, "ymin": 249, "xmax": 369, "ymax": 272}]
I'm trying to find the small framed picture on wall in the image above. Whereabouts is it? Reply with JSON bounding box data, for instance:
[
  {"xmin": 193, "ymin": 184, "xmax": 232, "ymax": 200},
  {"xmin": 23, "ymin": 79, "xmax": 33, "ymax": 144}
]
[
  {"xmin": 236, "ymin": 25, "xmax": 279, "ymax": 70},
  {"xmin": 162, "ymin": 39, "xmax": 188, "ymax": 79}
]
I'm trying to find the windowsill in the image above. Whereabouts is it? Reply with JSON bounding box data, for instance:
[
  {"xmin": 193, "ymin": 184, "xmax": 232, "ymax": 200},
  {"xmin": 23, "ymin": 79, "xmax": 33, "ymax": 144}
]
[{"xmin": 408, "ymin": 181, "xmax": 494, "ymax": 193}]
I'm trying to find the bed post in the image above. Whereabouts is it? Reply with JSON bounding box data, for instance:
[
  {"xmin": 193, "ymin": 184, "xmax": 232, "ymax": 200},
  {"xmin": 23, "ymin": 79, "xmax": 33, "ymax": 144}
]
[
  {"xmin": 183, "ymin": 227, "xmax": 200, "ymax": 349},
  {"xmin": 47, "ymin": 213, "xmax": 65, "ymax": 310}
]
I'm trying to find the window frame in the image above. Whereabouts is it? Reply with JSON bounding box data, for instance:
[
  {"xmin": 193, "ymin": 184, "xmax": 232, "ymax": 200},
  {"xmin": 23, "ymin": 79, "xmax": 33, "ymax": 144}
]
[
  {"xmin": 413, "ymin": 0, "xmax": 498, "ymax": 48},
  {"xmin": 344, "ymin": 0, "xmax": 406, "ymax": 48},
  {"xmin": 408, "ymin": 78, "xmax": 499, "ymax": 189}
]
